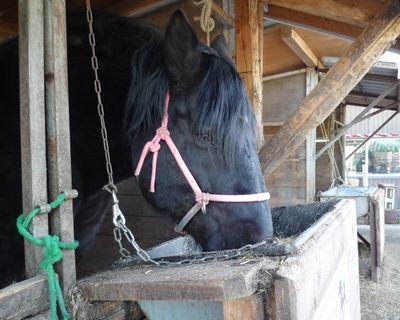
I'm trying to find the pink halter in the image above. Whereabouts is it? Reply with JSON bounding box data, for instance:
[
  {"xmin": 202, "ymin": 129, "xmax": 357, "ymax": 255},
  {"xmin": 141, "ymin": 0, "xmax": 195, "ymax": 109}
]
[{"xmin": 134, "ymin": 92, "xmax": 270, "ymax": 233}]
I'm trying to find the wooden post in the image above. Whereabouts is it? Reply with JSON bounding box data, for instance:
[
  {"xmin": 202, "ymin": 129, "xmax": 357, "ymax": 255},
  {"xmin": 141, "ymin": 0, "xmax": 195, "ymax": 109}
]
[
  {"xmin": 259, "ymin": 0, "xmax": 400, "ymax": 175},
  {"xmin": 305, "ymin": 68, "xmax": 317, "ymax": 202},
  {"xmin": 235, "ymin": 0, "xmax": 264, "ymax": 143},
  {"xmin": 281, "ymin": 27, "xmax": 323, "ymax": 68},
  {"xmin": 44, "ymin": 0, "xmax": 76, "ymax": 295},
  {"xmin": 18, "ymin": 0, "xmax": 48, "ymax": 278}
]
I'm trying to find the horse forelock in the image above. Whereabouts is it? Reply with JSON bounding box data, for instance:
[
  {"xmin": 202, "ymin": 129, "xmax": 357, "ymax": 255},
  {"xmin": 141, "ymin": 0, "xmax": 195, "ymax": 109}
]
[
  {"xmin": 191, "ymin": 54, "xmax": 258, "ymax": 164},
  {"xmin": 123, "ymin": 27, "xmax": 258, "ymax": 163}
]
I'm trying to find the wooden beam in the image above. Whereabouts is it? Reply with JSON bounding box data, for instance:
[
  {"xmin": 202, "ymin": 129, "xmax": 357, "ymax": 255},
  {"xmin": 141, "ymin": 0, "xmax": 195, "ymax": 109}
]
[
  {"xmin": 235, "ymin": 0, "xmax": 264, "ymax": 141},
  {"xmin": 78, "ymin": 259, "xmax": 274, "ymax": 301},
  {"xmin": 211, "ymin": 2, "xmax": 234, "ymax": 28},
  {"xmin": 18, "ymin": 0, "xmax": 49, "ymax": 278},
  {"xmin": 281, "ymin": 26, "xmax": 322, "ymax": 67},
  {"xmin": 0, "ymin": 275, "xmax": 49, "ymax": 320},
  {"xmin": 265, "ymin": 5, "xmax": 362, "ymax": 41},
  {"xmin": 108, "ymin": 0, "xmax": 178, "ymax": 17},
  {"xmin": 44, "ymin": 0, "xmax": 76, "ymax": 296},
  {"xmin": 223, "ymin": 294, "xmax": 267, "ymax": 320},
  {"xmin": 264, "ymin": 0, "xmax": 385, "ymax": 27},
  {"xmin": 259, "ymin": 0, "xmax": 400, "ymax": 175},
  {"xmin": 305, "ymin": 68, "xmax": 318, "ymax": 202}
]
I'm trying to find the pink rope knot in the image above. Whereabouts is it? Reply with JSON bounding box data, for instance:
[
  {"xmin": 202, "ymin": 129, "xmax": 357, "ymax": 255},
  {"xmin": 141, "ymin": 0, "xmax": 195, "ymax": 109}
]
[
  {"xmin": 196, "ymin": 193, "xmax": 210, "ymax": 214},
  {"xmin": 149, "ymin": 142, "xmax": 161, "ymax": 153},
  {"xmin": 156, "ymin": 127, "xmax": 170, "ymax": 140}
]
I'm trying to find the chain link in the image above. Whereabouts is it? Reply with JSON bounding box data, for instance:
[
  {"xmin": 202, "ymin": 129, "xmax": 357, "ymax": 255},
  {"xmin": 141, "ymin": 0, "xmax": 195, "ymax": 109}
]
[
  {"xmin": 85, "ymin": 0, "xmax": 157, "ymax": 264},
  {"xmin": 85, "ymin": 0, "xmax": 116, "ymax": 193}
]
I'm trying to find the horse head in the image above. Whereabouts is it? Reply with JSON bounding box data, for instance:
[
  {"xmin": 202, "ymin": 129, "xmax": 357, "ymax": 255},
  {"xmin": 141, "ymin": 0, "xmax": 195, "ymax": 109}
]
[{"xmin": 127, "ymin": 11, "xmax": 273, "ymax": 251}]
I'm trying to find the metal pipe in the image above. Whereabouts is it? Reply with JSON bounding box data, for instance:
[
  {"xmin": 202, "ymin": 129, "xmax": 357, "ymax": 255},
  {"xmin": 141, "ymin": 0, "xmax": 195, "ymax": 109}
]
[
  {"xmin": 315, "ymin": 82, "xmax": 400, "ymax": 160},
  {"xmin": 345, "ymin": 111, "xmax": 399, "ymax": 161},
  {"xmin": 331, "ymin": 102, "xmax": 396, "ymax": 135},
  {"xmin": 263, "ymin": 68, "xmax": 308, "ymax": 82}
]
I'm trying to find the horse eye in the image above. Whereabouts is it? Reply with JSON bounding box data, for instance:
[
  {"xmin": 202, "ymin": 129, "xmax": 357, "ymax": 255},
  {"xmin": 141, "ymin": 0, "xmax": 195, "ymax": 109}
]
[{"xmin": 198, "ymin": 131, "xmax": 212, "ymax": 144}]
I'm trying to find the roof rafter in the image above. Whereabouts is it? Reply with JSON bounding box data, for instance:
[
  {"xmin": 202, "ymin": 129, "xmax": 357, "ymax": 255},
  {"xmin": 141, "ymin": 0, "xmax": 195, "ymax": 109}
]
[
  {"xmin": 263, "ymin": 0, "xmax": 385, "ymax": 27},
  {"xmin": 281, "ymin": 26, "xmax": 323, "ymax": 67},
  {"xmin": 265, "ymin": 5, "xmax": 361, "ymax": 41}
]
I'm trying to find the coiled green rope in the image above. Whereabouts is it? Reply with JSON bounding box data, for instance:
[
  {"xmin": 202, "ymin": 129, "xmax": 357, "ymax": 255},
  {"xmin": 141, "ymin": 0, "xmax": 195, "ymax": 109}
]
[{"xmin": 16, "ymin": 192, "xmax": 79, "ymax": 320}]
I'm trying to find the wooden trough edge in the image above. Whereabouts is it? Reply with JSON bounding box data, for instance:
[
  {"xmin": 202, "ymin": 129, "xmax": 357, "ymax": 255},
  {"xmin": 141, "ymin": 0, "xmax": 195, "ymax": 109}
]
[
  {"xmin": 76, "ymin": 200, "xmax": 351, "ymax": 303},
  {"xmin": 76, "ymin": 258, "xmax": 277, "ymax": 301},
  {"xmin": 0, "ymin": 274, "xmax": 49, "ymax": 320}
]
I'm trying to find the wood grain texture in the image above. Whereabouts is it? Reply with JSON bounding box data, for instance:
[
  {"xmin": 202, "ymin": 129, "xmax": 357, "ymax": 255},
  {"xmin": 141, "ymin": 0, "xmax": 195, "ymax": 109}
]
[
  {"xmin": 281, "ymin": 27, "xmax": 320, "ymax": 67},
  {"xmin": 235, "ymin": 0, "xmax": 264, "ymax": 138},
  {"xmin": 260, "ymin": 0, "xmax": 400, "ymax": 175},
  {"xmin": 223, "ymin": 294, "xmax": 267, "ymax": 320},
  {"xmin": 265, "ymin": 5, "xmax": 362, "ymax": 40},
  {"xmin": 0, "ymin": 275, "xmax": 49, "ymax": 320},
  {"xmin": 44, "ymin": 0, "xmax": 76, "ymax": 296},
  {"xmin": 78, "ymin": 258, "xmax": 276, "ymax": 301},
  {"xmin": 265, "ymin": 0, "xmax": 385, "ymax": 27},
  {"xmin": 18, "ymin": 0, "xmax": 48, "ymax": 278}
]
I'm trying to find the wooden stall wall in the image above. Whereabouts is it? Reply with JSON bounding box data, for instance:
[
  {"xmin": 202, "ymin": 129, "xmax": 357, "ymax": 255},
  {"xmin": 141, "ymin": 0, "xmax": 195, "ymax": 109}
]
[{"xmin": 263, "ymin": 69, "xmax": 317, "ymax": 207}]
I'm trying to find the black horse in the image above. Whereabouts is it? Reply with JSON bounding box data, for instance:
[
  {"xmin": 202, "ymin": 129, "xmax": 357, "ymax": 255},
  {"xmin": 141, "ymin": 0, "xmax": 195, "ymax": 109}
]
[{"xmin": 0, "ymin": 11, "xmax": 272, "ymax": 288}]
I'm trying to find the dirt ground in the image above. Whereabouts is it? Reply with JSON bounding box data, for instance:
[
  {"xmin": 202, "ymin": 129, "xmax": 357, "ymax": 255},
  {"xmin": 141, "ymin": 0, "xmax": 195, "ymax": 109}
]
[{"xmin": 358, "ymin": 225, "xmax": 400, "ymax": 320}]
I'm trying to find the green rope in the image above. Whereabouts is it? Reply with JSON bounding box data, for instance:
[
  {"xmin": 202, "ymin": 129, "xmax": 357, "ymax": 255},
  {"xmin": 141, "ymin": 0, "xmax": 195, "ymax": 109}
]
[{"xmin": 16, "ymin": 192, "xmax": 79, "ymax": 320}]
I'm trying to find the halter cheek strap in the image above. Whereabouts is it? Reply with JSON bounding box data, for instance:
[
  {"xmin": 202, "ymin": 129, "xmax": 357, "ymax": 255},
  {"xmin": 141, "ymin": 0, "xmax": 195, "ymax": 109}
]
[{"xmin": 134, "ymin": 91, "xmax": 270, "ymax": 233}]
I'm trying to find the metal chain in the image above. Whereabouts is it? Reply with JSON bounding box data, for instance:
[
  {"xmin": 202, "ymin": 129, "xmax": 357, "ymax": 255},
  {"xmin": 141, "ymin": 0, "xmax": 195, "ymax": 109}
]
[
  {"xmin": 115, "ymin": 238, "xmax": 278, "ymax": 269},
  {"xmin": 85, "ymin": 1, "xmax": 116, "ymax": 193},
  {"xmin": 85, "ymin": 0, "xmax": 157, "ymax": 265}
]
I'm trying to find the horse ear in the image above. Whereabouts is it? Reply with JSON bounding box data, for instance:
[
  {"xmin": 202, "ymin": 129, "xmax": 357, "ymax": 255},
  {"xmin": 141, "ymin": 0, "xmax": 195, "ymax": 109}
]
[
  {"xmin": 211, "ymin": 35, "xmax": 235, "ymax": 67},
  {"xmin": 165, "ymin": 10, "xmax": 201, "ymax": 83}
]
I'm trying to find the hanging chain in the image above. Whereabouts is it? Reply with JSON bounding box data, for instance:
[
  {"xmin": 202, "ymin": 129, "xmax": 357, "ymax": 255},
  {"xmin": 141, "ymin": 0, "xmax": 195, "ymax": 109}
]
[
  {"xmin": 85, "ymin": 1, "xmax": 115, "ymax": 193},
  {"xmin": 85, "ymin": 0, "xmax": 158, "ymax": 265}
]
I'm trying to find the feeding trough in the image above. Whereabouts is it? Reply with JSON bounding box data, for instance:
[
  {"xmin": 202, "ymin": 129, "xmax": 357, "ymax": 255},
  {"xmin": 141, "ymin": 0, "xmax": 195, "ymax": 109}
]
[
  {"xmin": 320, "ymin": 185, "xmax": 385, "ymax": 281},
  {"xmin": 75, "ymin": 199, "xmax": 360, "ymax": 320},
  {"xmin": 320, "ymin": 186, "xmax": 378, "ymax": 218}
]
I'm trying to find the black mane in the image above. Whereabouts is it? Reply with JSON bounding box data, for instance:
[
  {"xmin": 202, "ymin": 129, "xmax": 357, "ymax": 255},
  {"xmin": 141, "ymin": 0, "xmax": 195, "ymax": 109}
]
[
  {"xmin": 192, "ymin": 49, "xmax": 258, "ymax": 163},
  {"xmin": 122, "ymin": 26, "xmax": 258, "ymax": 163}
]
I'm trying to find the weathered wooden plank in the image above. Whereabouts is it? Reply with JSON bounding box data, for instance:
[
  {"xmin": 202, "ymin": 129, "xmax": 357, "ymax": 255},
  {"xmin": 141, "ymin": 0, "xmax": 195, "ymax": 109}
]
[
  {"xmin": 264, "ymin": 5, "xmax": 362, "ymax": 41},
  {"xmin": 211, "ymin": 2, "xmax": 234, "ymax": 28},
  {"xmin": 108, "ymin": 0, "xmax": 178, "ymax": 17},
  {"xmin": 370, "ymin": 188, "xmax": 385, "ymax": 282},
  {"xmin": 78, "ymin": 259, "xmax": 275, "ymax": 301},
  {"xmin": 76, "ymin": 301, "xmax": 145, "ymax": 320},
  {"xmin": 44, "ymin": 0, "xmax": 76, "ymax": 296},
  {"xmin": 223, "ymin": 293, "xmax": 267, "ymax": 320},
  {"xmin": 274, "ymin": 200, "xmax": 360, "ymax": 319},
  {"xmin": 262, "ymin": 71, "xmax": 307, "ymax": 123},
  {"xmin": 0, "ymin": 275, "xmax": 49, "ymax": 320},
  {"xmin": 18, "ymin": 0, "xmax": 48, "ymax": 278},
  {"xmin": 260, "ymin": 0, "xmax": 400, "ymax": 175},
  {"xmin": 281, "ymin": 27, "xmax": 322, "ymax": 68},
  {"xmin": 25, "ymin": 310, "xmax": 51, "ymax": 320},
  {"xmin": 264, "ymin": 0, "xmax": 384, "ymax": 27},
  {"xmin": 235, "ymin": 0, "xmax": 264, "ymax": 140},
  {"xmin": 305, "ymin": 68, "xmax": 318, "ymax": 202}
]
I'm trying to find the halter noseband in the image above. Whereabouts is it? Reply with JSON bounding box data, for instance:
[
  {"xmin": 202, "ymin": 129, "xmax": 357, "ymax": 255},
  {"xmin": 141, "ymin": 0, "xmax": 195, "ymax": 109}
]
[{"xmin": 134, "ymin": 92, "xmax": 270, "ymax": 233}]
